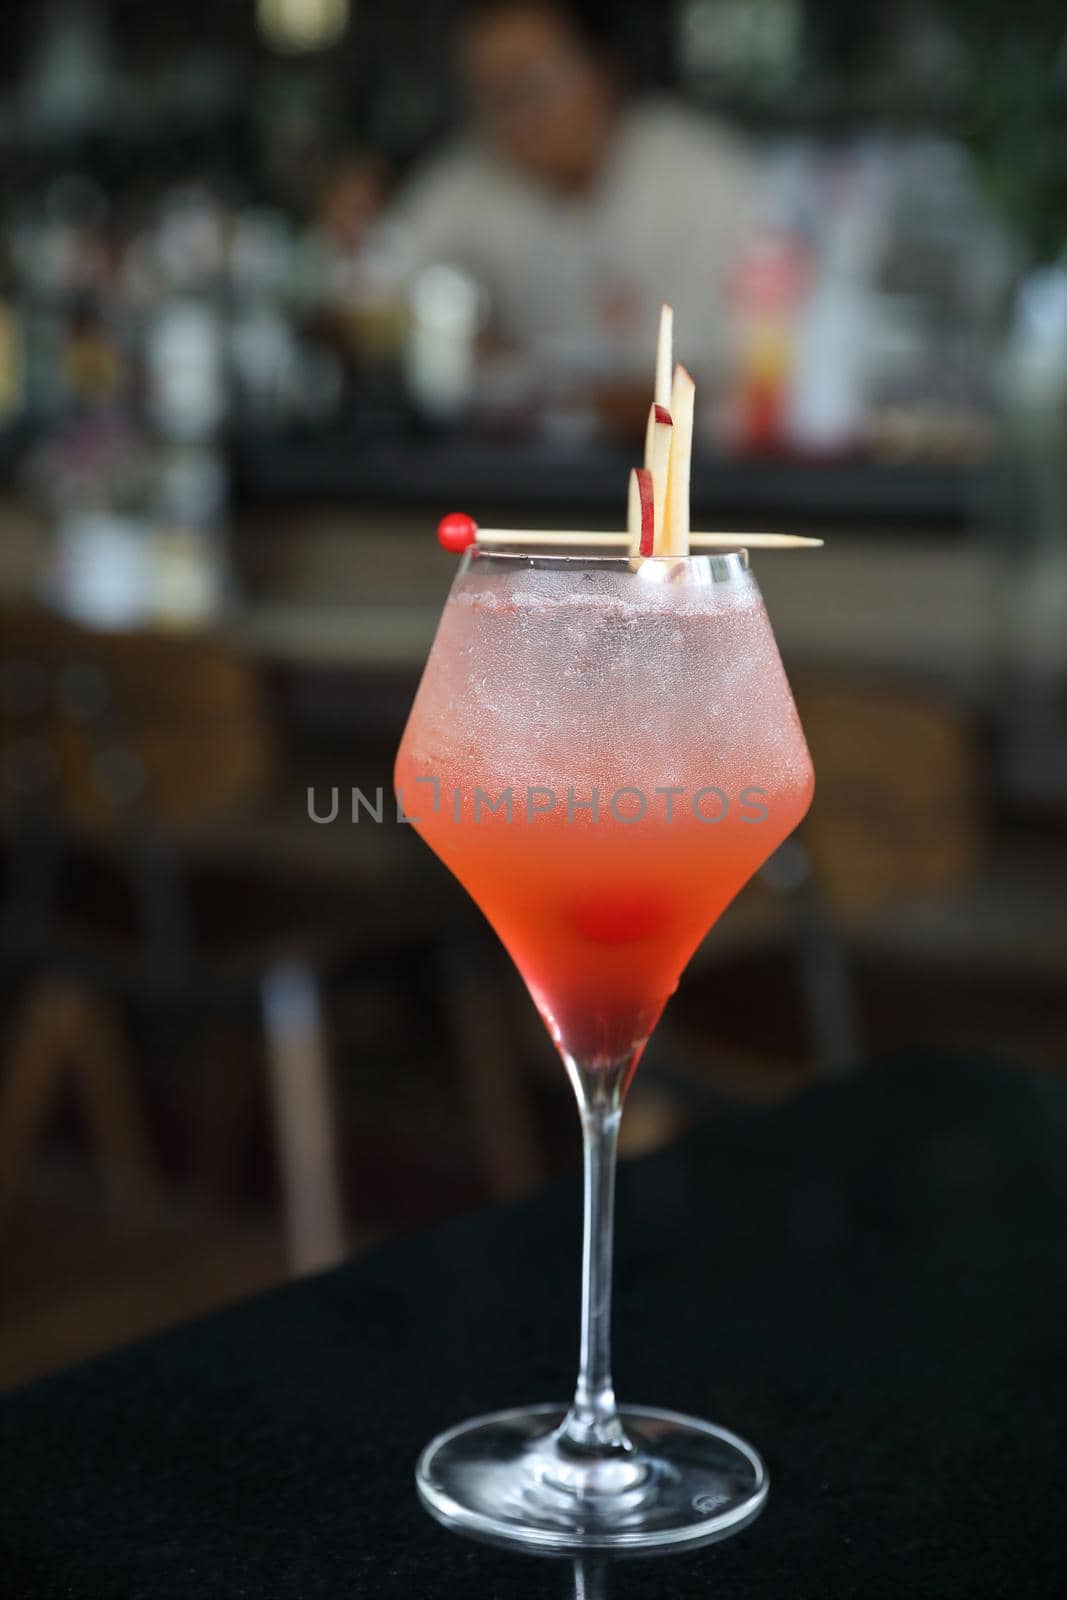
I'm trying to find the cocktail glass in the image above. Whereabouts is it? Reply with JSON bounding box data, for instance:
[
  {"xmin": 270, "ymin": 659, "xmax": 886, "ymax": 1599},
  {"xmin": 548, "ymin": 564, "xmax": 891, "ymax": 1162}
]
[{"xmin": 396, "ymin": 548, "xmax": 813, "ymax": 1551}]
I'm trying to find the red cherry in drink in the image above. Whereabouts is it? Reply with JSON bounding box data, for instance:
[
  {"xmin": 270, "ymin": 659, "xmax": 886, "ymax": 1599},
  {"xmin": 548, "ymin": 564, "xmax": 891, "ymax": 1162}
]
[
  {"xmin": 437, "ymin": 512, "xmax": 478, "ymax": 553},
  {"xmin": 569, "ymin": 889, "xmax": 670, "ymax": 946}
]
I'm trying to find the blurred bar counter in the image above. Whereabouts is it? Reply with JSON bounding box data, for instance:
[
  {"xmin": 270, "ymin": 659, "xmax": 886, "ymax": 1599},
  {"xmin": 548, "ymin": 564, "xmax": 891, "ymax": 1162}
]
[
  {"xmin": 222, "ymin": 462, "xmax": 999, "ymax": 698},
  {"xmin": 230, "ymin": 428, "xmax": 987, "ymax": 530},
  {"xmin": 219, "ymin": 423, "xmax": 1003, "ymax": 692},
  {"xmin": 231, "ymin": 527, "xmax": 1000, "ymax": 694},
  {"xmin": 0, "ymin": 429, "xmax": 1017, "ymax": 698}
]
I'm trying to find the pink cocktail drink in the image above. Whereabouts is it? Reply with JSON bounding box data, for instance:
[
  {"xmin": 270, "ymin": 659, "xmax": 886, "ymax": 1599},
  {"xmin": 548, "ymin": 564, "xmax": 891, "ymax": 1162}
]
[{"xmin": 396, "ymin": 553, "xmax": 812, "ymax": 1076}]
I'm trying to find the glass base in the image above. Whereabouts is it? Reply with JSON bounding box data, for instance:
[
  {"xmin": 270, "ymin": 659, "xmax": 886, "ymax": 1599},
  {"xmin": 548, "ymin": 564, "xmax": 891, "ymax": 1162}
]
[{"xmin": 416, "ymin": 1403, "xmax": 768, "ymax": 1552}]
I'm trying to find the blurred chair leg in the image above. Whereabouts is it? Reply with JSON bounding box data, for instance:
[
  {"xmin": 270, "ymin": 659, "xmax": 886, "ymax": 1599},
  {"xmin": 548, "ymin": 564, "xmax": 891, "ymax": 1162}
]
[
  {"xmin": 0, "ymin": 982, "xmax": 70, "ymax": 1232},
  {"xmin": 71, "ymin": 988, "xmax": 160, "ymax": 1220},
  {"xmin": 0, "ymin": 821, "xmax": 64, "ymax": 951},
  {"xmin": 440, "ymin": 942, "xmax": 544, "ymax": 1200},
  {"xmin": 261, "ymin": 962, "xmax": 346, "ymax": 1277},
  {"xmin": 763, "ymin": 839, "xmax": 863, "ymax": 1075},
  {"xmin": 0, "ymin": 979, "xmax": 159, "ymax": 1233},
  {"xmin": 793, "ymin": 881, "xmax": 864, "ymax": 1076}
]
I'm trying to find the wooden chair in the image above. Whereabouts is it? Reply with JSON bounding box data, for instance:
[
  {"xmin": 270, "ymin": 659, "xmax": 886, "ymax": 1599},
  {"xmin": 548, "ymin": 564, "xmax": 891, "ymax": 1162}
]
[
  {"xmin": 654, "ymin": 671, "xmax": 989, "ymax": 1093},
  {"xmin": 795, "ymin": 671, "xmax": 988, "ymax": 920},
  {"xmin": 0, "ymin": 604, "xmax": 344, "ymax": 1274},
  {"xmin": 773, "ymin": 670, "xmax": 985, "ymax": 1074}
]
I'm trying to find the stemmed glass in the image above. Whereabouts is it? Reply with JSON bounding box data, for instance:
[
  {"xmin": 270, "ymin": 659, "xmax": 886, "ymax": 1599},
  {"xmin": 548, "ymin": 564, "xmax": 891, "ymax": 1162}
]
[{"xmin": 396, "ymin": 548, "xmax": 813, "ymax": 1550}]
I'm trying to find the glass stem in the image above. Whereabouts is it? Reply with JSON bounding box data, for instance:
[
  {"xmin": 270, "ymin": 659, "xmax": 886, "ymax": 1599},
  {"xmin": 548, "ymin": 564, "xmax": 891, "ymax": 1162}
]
[{"xmin": 557, "ymin": 1058, "xmax": 634, "ymax": 1458}]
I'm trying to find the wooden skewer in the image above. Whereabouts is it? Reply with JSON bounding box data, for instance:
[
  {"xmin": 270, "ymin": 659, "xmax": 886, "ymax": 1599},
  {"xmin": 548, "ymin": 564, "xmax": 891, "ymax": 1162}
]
[
  {"xmin": 474, "ymin": 529, "xmax": 823, "ymax": 550},
  {"xmin": 436, "ymin": 510, "xmax": 822, "ymax": 555}
]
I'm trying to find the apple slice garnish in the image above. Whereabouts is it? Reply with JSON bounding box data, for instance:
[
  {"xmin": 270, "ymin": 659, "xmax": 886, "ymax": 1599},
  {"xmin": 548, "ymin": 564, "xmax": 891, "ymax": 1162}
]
[
  {"xmin": 643, "ymin": 402, "xmax": 673, "ymax": 551},
  {"xmin": 627, "ymin": 467, "xmax": 655, "ymax": 559},
  {"xmin": 435, "ymin": 302, "xmax": 824, "ymax": 567},
  {"xmin": 661, "ymin": 364, "xmax": 695, "ymax": 557}
]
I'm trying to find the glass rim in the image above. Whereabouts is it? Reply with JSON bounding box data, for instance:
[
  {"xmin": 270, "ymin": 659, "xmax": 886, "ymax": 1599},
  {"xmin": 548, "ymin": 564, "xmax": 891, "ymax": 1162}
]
[{"xmin": 460, "ymin": 547, "xmax": 750, "ymax": 582}]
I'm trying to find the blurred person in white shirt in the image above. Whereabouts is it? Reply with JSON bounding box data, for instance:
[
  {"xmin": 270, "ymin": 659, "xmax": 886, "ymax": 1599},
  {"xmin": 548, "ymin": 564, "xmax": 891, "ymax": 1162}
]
[{"xmin": 395, "ymin": 0, "xmax": 755, "ymax": 432}]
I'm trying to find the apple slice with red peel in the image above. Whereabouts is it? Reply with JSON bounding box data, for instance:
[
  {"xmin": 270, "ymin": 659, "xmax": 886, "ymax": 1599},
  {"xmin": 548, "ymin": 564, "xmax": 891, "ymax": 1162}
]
[
  {"xmin": 643, "ymin": 403, "xmax": 672, "ymax": 466},
  {"xmin": 627, "ymin": 467, "xmax": 655, "ymax": 559},
  {"xmin": 644, "ymin": 402, "xmax": 673, "ymax": 550},
  {"xmin": 662, "ymin": 364, "xmax": 695, "ymax": 557}
]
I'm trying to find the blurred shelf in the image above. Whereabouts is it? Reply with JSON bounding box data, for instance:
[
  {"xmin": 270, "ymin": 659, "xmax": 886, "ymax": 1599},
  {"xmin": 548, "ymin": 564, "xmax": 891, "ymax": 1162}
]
[
  {"xmin": 233, "ymin": 601, "xmax": 438, "ymax": 671},
  {"xmin": 230, "ymin": 427, "xmax": 990, "ymax": 530}
]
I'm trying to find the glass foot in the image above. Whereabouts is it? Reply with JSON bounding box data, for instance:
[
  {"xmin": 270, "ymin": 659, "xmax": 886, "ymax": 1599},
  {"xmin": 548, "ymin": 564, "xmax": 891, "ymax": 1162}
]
[{"xmin": 416, "ymin": 1403, "xmax": 768, "ymax": 1552}]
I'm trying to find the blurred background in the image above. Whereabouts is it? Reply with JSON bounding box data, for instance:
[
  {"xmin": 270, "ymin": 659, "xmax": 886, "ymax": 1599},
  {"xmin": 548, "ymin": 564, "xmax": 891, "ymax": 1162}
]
[{"xmin": 1, "ymin": 0, "xmax": 1066, "ymax": 1388}]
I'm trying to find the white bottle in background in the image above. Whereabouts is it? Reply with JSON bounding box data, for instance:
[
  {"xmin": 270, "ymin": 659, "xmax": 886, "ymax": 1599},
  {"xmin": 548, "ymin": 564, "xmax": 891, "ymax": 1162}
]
[
  {"xmin": 146, "ymin": 298, "xmax": 226, "ymax": 442},
  {"xmin": 788, "ymin": 206, "xmax": 874, "ymax": 456},
  {"xmin": 405, "ymin": 264, "xmax": 483, "ymax": 422}
]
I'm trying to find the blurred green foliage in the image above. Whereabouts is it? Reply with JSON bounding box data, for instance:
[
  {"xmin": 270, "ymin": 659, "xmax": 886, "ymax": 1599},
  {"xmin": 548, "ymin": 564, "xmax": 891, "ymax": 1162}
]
[
  {"xmin": 938, "ymin": 1, "xmax": 1067, "ymax": 262},
  {"xmin": 804, "ymin": 0, "xmax": 1066, "ymax": 260}
]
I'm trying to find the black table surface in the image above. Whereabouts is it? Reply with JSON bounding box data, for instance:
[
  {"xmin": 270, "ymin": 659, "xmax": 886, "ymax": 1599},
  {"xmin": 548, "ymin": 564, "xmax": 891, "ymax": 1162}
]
[{"xmin": 3, "ymin": 1058, "xmax": 1066, "ymax": 1599}]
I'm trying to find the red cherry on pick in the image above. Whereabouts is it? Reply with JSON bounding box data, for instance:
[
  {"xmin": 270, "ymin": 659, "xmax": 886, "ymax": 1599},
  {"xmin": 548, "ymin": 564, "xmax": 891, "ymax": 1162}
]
[{"xmin": 437, "ymin": 512, "xmax": 479, "ymax": 553}]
